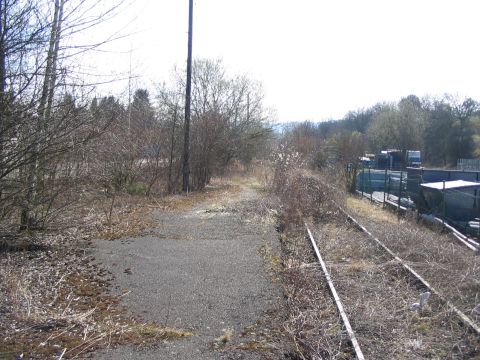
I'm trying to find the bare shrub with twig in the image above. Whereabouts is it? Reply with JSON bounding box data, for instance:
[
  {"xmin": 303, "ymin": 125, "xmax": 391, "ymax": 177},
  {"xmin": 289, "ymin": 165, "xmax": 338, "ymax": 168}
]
[
  {"xmin": 273, "ymin": 162, "xmax": 344, "ymax": 233},
  {"xmin": 272, "ymin": 160, "xmax": 355, "ymax": 358}
]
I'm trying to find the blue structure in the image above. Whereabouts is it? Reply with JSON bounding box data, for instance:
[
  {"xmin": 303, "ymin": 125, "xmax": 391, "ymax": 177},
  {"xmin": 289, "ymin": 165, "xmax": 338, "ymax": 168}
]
[
  {"xmin": 404, "ymin": 168, "xmax": 480, "ymax": 231},
  {"xmin": 418, "ymin": 180, "xmax": 480, "ymax": 228},
  {"xmin": 374, "ymin": 150, "xmax": 422, "ymax": 170},
  {"xmin": 355, "ymin": 166, "xmax": 480, "ymax": 228},
  {"xmin": 407, "ymin": 150, "xmax": 421, "ymax": 167},
  {"xmin": 356, "ymin": 169, "xmax": 402, "ymax": 194},
  {"xmin": 407, "ymin": 167, "xmax": 480, "ymax": 203},
  {"xmin": 376, "ymin": 150, "xmax": 403, "ymax": 170}
]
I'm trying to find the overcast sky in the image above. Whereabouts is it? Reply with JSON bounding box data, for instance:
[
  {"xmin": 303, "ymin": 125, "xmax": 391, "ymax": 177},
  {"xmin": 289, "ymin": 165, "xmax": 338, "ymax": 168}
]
[{"xmin": 85, "ymin": 0, "xmax": 480, "ymax": 122}]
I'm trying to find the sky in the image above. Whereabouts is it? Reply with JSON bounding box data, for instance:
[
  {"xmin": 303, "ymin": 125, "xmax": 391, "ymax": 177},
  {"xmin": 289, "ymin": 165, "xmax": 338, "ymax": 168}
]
[{"xmin": 80, "ymin": 0, "xmax": 480, "ymax": 123}]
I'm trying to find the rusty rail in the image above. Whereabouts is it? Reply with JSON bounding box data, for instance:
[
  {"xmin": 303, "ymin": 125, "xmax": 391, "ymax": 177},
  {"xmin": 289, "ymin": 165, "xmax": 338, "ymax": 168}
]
[{"xmin": 306, "ymin": 226, "xmax": 366, "ymax": 360}]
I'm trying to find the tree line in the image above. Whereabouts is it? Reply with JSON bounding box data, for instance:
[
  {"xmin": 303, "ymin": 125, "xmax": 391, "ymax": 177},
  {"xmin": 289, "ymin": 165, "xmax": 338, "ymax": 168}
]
[
  {"xmin": 283, "ymin": 94, "xmax": 480, "ymax": 169},
  {"xmin": 0, "ymin": 0, "xmax": 271, "ymax": 231},
  {"xmin": 88, "ymin": 58, "xmax": 271, "ymax": 197}
]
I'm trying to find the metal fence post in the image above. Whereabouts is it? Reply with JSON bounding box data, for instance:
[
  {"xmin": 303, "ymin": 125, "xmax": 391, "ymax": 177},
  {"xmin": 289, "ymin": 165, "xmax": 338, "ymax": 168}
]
[
  {"xmin": 369, "ymin": 167, "xmax": 373, "ymax": 202},
  {"xmin": 388, "ymin": 174, "xmax": 391, "ymax": 202},
  {"xmin": 361, "ymin": 164, "xmax": 364, "ymax": 197},
  {"xmin": 398, "ymin": 170, "xmax": 403, "ymax": 216},
  {"xmin": 442, "ymin": 180, "xmax": 446, "ymax": 227},
  {"xmin": 477, "ymin": 218, "xmax": 480, "ymax": 239},
  {"xmin": 383, "ymin": 169, "xmax": 387, "ymax": 206}
]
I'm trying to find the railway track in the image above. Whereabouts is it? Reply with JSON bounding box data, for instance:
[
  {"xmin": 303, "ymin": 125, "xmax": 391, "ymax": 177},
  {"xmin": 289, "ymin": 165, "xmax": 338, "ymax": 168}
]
[
  {"xmin": 276, "ymin": 172, "xmax": 479, "ymax": 358},
  {"xmin": 340, "ymin": 207, "xmax": 479, "ymax": 334},
  {"xmin": 305, "ymin": 205, "xmax": 480, "ymax": 358},
  {"xmin": 306, "ymin": 226, "xmax": 365, "ymax": 360}
]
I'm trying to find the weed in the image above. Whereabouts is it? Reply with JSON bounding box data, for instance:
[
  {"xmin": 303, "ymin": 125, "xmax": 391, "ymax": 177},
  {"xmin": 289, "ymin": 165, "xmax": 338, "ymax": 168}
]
[
  {"xmin": 416, "ymin": 322, "xmax": 430, "ymax": 334},
  {"xmin": 273, "ymin": 165, "xmax": 480, "ymax": 358},
  {"xmin": 125, "ymin": 323, "xmax": 193, "ymax": 342},
  {"xmin": 211, "ymin": 328, "xmax": 233, "ymax": 348},
  {"xmin": 126, "ymin": 182, "xmax": 148, "ymax": 196},
  {"xmin": 347, "ymin": 260, "xmax": 373, "ymax": 273},
  {"xmin": 235, "ymin": 340, "xmax": 274, "ymax": 352},
  {"xmin": 258, "ymin": 241, "xmax": 283, "ymax": 282}
]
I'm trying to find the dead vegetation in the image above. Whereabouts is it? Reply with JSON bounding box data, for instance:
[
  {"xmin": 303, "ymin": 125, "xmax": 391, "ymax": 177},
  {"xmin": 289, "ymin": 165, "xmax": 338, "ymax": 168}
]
[
  {"xmin": 273, "ymin": 163, "xmax": 480, "ymax": 359},
  {"xmin": 0, "ymin": 171, "xmax": 273, "ymax": 359},
  {"xmin": 281, "ymin": 242, "xmax": 353, "ymax": 359},
  {"xmin": 346, "ymin": 196, "xmax": 480, "ymax": 320},
  {"xmin": 148, "ymin": 181, "xmax": 241, "ymax": 212},
  {"xmin": 273, "ymin": 166, "xmax": 353, "ymax": 359},
  {"xmin": 310, "ymin": 221, "xmax": 480, "ymax": 359},
  {"xmin": 0, "ymin": 192, "xmax": 197, "ymax": 359},
  {"xmin": 0, "ymin": 242, "xmax": 192, "ymax": 359}
]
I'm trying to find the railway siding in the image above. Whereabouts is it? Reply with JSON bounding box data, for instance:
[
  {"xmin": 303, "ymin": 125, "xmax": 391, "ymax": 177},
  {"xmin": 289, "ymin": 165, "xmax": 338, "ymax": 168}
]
[
  {"xmin": 308, "ymin": 219, "xmax": 479, "ymax": 359},
  {"xmin": 346, "ymin": 196, "xmax": 480, "ymax": 320},
  {"xmin": 275, "ymin": 170, "xmax": 480, "ymax": 358}
]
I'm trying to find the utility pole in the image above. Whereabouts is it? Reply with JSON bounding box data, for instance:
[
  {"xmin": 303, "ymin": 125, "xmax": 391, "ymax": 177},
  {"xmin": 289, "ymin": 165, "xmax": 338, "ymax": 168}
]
[{"xmin": 182, "ymin": 0, "xmax": 193, "ymax": 193}]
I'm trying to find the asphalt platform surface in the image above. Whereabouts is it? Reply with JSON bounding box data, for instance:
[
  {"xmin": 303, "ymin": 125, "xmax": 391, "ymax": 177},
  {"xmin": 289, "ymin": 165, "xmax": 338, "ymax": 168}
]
[{"xmin": 91, "ymin": 186, "xmax": 284, "ymax": 359}]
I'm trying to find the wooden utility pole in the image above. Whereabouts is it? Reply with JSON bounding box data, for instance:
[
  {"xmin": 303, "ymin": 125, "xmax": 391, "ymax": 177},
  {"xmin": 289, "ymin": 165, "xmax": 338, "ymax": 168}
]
[{"xmin": 182, "ymin": 0, "xmax": 193, "ymax": 192}]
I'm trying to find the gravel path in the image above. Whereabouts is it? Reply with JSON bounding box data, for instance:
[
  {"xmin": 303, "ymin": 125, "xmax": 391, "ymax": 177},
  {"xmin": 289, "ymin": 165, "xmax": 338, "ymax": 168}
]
[{"xmin": 91, "ymin": 185, "xmax": 284, "ymax": 359}]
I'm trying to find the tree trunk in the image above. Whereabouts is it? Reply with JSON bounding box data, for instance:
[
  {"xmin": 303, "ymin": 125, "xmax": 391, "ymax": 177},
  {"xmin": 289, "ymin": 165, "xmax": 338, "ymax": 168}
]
[
  {"xmin": 0, "ymin": 1, "xmax": 6, "ymax": 199},
  {"xmin": 21, "ymin": 0, "xmax": 65, "ymax": 229}
]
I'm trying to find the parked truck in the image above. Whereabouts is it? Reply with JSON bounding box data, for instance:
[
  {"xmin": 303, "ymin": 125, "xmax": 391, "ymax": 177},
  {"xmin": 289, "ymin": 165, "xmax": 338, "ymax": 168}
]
[
  {"xmin": 407, "ymin": 150, "xmax": 421, "ymax": 167},
  {"xmin": 374, "ymin": 149, "xmax": 421, "ymax": 170}
]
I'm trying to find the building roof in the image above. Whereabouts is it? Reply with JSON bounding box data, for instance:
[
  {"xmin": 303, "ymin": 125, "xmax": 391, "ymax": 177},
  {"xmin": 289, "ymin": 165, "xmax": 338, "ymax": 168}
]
[{"xmin": 420, "ymin": 180, "xmax": 480, "ymax": 190}]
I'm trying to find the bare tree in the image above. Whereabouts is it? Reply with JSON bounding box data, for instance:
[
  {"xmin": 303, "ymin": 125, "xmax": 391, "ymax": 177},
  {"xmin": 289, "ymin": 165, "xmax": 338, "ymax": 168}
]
[
  {"xmin": 157, "ymin": 59, "xmax": 272, "ymax": 191},
  {"xmin": 188, "ymin": 59, "xmax": 271, "ymax": 188},
  {"xmin": 157, "ymin": 84, "xmax": 184, "ymax": 194},
  {"xmin": 21, "ymin": 0, "xmax": 66, "ymax": 228},
  {"xmin": 0, "ymin": 0, "xmax": 130, "ymax": 230}
]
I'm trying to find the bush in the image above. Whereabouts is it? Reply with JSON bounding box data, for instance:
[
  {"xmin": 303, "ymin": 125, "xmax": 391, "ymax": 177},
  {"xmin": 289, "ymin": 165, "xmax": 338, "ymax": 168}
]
[
  {"xmin": 126, "ymin": 182, "xmax": 148, "ymax": 196},
  {"xmin": 312, "ymin": 150, "xmax": 328, "ymax": 170}
]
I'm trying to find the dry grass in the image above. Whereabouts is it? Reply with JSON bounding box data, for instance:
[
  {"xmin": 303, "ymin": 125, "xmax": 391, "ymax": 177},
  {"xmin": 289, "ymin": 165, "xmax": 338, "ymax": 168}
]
[
  {"xmin": 124, "ymin": 323, "xmax": 192, "ymax": 341},
  {"xmin": 346, "ymin": 195, "xmax": 480, "ymax": 319},
  {"xmin": 0, "ymin": 250, "xmax": 192, "ymax": 359},
  {"xmin": 151, "ymin": 183, "xmax": 241, "ymax": 212},
  {"xmin": 221, "ymin": 160, "xmax": 273, "ymax": 190},
  {"xmin": 0, "ymin": 169, "xmax": 278, "ymax": 359},
  {"xmin": 258, "ymin": 241, "xmax": 283, "ymax": 283},
  {"xmin": 311, "ymin": 221, "xmax": 480, "ymax": 359},
  {"xmin": 281, "ymin": 231, "xmax": 353, "ymax": 359},
  {"xmin": 0, "ymin": 190, "xmax": 199, "ymax": 359},
  {"xmin": 212, "ymin": 328, "xmax": 234, "ymax": 347},
  {"xmin": 270, "ymin": 167, "xmax": 354, "ymax": 358},
  {"xmin": 274, "ymin": 167, "xmax": 480, "ymax": 359},
  {"xmin": 62, "ymin": 183, "xmax": 244, "ymax": 242},
  {"xmin": 347, "ymin": 196, "xmax": 399, "ymax": 224},
  {"xmin": 230, "ymin": 162, "xmax": 273, "ymax": 191}
]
